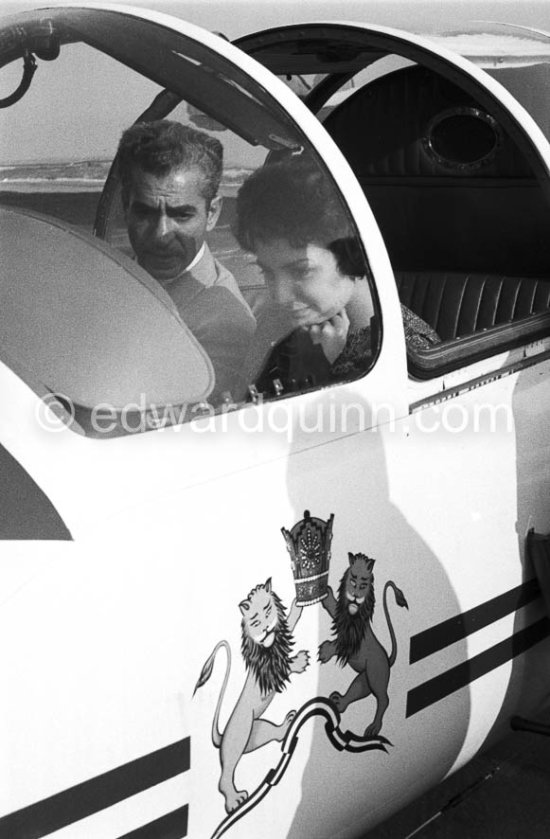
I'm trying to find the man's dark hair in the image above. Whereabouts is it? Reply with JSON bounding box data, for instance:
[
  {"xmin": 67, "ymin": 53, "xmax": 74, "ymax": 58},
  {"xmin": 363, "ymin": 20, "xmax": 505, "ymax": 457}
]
[
  {"xmin": 117, "ymin": 120, "xmax": 223, "ymax": 206},
  {"xmin": 234, "ymin": 156, "xmax": 365, "ymax": 277}
]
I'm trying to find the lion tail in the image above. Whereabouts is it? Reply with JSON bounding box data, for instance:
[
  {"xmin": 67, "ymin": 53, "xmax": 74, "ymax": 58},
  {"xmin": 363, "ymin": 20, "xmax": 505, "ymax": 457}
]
[
  {"xmin": 383, "ymin": 582, "xmax": 409, "ymax": 668},
  {"xmin": 193, "ymin": 640, "xmax": 231, "ymax": 749}
]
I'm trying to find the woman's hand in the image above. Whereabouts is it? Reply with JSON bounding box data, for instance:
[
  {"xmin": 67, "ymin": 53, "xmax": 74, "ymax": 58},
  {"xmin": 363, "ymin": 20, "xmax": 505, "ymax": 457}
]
[{"xmin": 307, "ymin": 309, "xmax": 350, "ymax": 365}]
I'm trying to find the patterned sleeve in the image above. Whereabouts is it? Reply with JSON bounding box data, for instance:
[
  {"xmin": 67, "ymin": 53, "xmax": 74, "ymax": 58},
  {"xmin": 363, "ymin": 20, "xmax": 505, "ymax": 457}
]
[
  {"xmin": 330, "ymin": 326, "xmax": 373, "ymax": 380},
  {"xmin": 400, "ymin": 304, "xmax": 441, "ymax": 351}
]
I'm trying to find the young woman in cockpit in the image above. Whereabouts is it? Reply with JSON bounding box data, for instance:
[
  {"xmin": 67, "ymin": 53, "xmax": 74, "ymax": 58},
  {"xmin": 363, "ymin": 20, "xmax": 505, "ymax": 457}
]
[{"xmin": 235, "ymin": 156, "xmax": 440, "ymax": 398}]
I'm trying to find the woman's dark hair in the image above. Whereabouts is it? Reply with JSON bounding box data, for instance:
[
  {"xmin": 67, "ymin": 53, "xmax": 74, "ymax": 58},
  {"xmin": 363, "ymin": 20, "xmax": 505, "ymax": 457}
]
[
  {"xmin": 329, "ymin": 237, "xmax": 366, "ymax": 280},
  {"xmin": 234, "ymin": 156, "xmax": 366, "ymax": 277}
]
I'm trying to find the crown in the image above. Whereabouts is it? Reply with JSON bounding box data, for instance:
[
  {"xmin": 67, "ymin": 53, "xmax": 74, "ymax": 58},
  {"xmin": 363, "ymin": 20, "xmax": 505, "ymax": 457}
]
[{"xmin": 281, "ymin": 510, "xmax": 334, "ymax": 606}]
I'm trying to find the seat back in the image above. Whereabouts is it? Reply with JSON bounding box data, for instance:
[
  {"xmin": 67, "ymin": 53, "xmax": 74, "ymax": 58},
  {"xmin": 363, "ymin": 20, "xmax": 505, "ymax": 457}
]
[{"xmin": 396, "ymin": 272, "xmax": 550, "ymax": 340}]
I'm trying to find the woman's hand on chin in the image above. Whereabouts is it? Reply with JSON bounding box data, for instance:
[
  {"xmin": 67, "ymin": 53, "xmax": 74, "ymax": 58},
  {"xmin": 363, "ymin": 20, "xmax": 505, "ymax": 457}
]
[{"xmin": 307, "ymin": 309, "xmax": 350, "ymax": 364}]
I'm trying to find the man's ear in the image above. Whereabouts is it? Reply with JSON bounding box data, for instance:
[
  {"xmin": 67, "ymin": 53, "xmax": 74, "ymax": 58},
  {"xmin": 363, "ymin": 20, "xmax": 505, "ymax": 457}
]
[{"xmin": 206, "ymin": 195, "xmax": 222, "ymax": 231}]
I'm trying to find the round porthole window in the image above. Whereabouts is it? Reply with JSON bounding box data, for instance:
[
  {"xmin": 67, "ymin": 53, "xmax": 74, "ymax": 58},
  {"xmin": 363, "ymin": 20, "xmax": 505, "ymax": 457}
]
[{"xmin": 424, "ymin": 107, "xmax": 501, "ymax": 171}]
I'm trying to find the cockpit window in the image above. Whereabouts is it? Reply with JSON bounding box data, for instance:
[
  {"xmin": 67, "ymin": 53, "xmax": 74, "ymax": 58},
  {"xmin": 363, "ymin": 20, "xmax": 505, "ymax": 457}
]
[
  {"xmin": 0, "ymin": 8, "xmax": 379, "ymax": 436},
  {"xmin": 239, "ymin": 24, "xmax": 550, "ymax": 379},
  {"xmin": 0, "ymin": 8, "xmax": 298, "ymax": 149}
]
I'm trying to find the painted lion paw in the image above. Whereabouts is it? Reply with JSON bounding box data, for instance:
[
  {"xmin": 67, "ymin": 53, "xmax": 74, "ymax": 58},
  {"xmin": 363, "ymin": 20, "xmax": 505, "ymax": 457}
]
[
  {"xmin": 292, "ymin": 650, "xmax": 309, "ymax": 673},
  {"xmin": 329, "ymin": 691, "xmax": 343, "ymax": 711},
  {"xmin": 224, "ymin": 788, "xmax": 249, "ymax": 814},
  {"xmin": 280, "ymin": 709, "xmax": 297, "ymax": 738},
  {"xmin": 276, "ymin": 711, "xmax": 296, "ymax": 742},
  {"xmin": 364, "ymin": 721, "xmax": 382, "ymax": 738}
]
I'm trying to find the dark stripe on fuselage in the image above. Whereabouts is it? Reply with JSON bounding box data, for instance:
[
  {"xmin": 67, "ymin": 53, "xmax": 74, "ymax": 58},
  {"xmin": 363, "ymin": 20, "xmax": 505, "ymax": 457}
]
[
  {"xmin": 0, "ymin": 443, "xmax": 72, "ymax": 540},
  {"xmin": 0, "ymin": 738, "xmax": 190, "ymax": 839},
  {"xmin": 406, "ymin": 617, "xmax": 550, "ymax": 717},
  {"xmin": 409, "ymin": 579, "xmax": 541, "ymax": 664},
  {"xmin": 117, "ymin": 805, "xmax": 188, "ymax": 839}
]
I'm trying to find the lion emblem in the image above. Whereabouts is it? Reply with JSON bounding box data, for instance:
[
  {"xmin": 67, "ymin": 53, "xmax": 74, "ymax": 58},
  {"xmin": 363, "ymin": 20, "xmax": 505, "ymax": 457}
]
[
  {"xmin": 318, "ymin": 552, "xmax": 408, "ymax": 736},
  {"xmin": 194, "ymin": 578, "xmax": 308, "ymax": 814}
]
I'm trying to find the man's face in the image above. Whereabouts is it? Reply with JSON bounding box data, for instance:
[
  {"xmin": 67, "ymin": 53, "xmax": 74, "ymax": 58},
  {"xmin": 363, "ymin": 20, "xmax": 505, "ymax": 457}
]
[{"xmin": 125, "ymin": 165, "xmax": 221, "ymax": 285}]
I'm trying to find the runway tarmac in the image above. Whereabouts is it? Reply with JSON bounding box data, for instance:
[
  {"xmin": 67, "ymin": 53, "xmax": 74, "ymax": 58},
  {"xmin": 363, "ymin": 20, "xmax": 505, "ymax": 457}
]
[{"xmin": 364, "ymin": 707, "xmax": 550, "ymax": 839}]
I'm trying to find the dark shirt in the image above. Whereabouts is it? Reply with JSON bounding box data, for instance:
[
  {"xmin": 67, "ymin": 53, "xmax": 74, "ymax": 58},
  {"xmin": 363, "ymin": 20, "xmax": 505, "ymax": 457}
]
[
  {"xmin": 249, "ymin": 304, "xmax": 440, "ymax": 398},
  {"xmin": 400, "ymin": 304, "xmax": 441, "ymax": 352}
]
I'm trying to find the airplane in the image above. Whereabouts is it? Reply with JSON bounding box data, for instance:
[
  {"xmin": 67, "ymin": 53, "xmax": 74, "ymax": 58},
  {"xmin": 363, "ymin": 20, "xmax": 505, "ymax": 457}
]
[{"xmin": 1, "ymin": 3, "xmax": 550, "ymax": 838}]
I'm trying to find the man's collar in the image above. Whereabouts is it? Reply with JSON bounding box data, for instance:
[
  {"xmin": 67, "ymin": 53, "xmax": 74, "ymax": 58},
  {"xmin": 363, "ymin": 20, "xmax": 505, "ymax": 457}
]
[
  {"xmin": 153, "ymin": 243, "xmax": 207, "ymax": 289},
  {"xmin": 182, "ymin": 242, "xmax": 206, "ymax": 274},
  {"xmin": 131, "ymin": 242, "xmax": 206, "ymax": 284}
]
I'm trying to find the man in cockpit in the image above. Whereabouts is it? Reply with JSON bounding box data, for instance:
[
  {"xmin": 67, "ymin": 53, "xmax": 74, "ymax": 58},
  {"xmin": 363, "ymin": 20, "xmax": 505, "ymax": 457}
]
[{"xmin": 117, "ymin": 119, "xmax": 255, "ymax": 402}]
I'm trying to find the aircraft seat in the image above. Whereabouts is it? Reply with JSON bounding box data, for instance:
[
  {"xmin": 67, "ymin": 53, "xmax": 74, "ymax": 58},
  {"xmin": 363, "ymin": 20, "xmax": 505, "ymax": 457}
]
[{"xmin": 396, "ymin": 271, "xmax": 550, "ymax": 340}]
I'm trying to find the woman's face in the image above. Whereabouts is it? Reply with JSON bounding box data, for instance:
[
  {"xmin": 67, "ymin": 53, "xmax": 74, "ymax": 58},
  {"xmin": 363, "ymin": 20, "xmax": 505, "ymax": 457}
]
[{"xmin": 254, "ymin": 238, "xmax": 356, "ymax": 327}]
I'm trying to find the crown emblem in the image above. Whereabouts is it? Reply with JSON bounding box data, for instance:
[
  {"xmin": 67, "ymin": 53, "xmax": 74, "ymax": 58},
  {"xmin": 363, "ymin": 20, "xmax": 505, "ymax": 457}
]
[{"xmin": 281, "ymin": 510, "xmax": 334, "ymax": 606}]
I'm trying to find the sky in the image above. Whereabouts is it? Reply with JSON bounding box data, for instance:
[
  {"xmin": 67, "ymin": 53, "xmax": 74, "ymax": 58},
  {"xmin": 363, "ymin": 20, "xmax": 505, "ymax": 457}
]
[
  {"xmin": 1, "ymin": 0, "xmax": 550, "ymax": 165},
  {"xmin": 2, "ymin": 1, "xmax": 550, "ymax": 39},
  {"xmin": 3, "ymin": 1, "xmax": 549, "ymax": 38}
]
